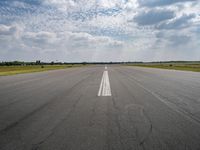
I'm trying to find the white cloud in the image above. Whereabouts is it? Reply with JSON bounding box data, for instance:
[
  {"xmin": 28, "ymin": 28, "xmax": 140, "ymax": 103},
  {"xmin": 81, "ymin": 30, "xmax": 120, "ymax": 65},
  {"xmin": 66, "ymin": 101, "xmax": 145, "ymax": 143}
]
[
  {"xmin": 0, "ymin": 23, "xmax": 123, "ymax": 61},
  {"xmin": 134, "ymin": 8, "xmax": 175, "ymax": 26},
  {"xmin": 0, "ymin": 0, "xmax": 200, "ymax": 61},
  {"xmin": 0, "ymin": 24, "xmax": 22, "ymax": 38},
  {"xmin": 43, "ymin": 0, "xmax": 77, "ymax": 11}
]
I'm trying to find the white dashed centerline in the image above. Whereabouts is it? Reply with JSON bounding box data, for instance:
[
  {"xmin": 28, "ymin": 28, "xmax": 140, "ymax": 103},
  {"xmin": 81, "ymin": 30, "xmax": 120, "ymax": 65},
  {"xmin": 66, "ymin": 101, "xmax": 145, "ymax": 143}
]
[{"xmin": 98, "ymin": 66, "xmax": 111, "ymax": 96}]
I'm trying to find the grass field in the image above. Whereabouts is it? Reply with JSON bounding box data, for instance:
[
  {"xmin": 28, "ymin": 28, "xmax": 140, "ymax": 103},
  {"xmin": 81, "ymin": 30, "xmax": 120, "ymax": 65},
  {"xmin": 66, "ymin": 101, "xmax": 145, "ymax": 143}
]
[
  {"xmin": 127, "ymin": 63, "xmax": 200, "ymax": 72},
  {"xmin": 0, "ymin": 65, "xmax": 83, "ymax": 76}
]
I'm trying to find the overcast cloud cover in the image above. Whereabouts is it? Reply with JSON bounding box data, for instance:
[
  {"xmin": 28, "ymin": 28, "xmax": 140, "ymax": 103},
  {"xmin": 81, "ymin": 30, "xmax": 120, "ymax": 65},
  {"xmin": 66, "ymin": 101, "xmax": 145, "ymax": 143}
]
[{"xmin": 0, "ymin": 0, "xmax": 200, "ymax": 62}]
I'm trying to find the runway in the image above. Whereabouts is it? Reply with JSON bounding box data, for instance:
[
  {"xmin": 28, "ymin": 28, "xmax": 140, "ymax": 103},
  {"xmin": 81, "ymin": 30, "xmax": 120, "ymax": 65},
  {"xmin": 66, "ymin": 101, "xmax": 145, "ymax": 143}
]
[{"xmin": 0, "ymin": 65, "xmax": 200, "ymax": 150}]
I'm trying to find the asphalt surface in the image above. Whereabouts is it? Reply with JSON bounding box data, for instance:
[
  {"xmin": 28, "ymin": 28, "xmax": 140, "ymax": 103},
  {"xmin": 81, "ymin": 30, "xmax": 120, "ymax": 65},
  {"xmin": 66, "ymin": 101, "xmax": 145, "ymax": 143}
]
[{"xmin": 0, "ymin": 65, "xmax": 200, "ymax": 150}]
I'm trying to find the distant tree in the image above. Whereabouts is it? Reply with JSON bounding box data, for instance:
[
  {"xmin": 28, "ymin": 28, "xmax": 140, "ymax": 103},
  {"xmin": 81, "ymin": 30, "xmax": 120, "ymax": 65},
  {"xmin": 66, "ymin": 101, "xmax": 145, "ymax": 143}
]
[
  {"xmin": 82, "ymin": 62, "xmax": 87, "ymax": 65},
  {"xmin": 36, "ymin": 60, "xmax": 41, "ymax": 65}
]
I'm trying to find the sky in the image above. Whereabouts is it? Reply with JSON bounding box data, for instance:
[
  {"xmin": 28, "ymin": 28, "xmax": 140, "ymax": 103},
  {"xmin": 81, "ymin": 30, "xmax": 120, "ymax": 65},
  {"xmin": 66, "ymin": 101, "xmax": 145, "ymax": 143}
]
[{"xmin": 0, "ymin": 0, "xmax": 200, "ymax": 62}]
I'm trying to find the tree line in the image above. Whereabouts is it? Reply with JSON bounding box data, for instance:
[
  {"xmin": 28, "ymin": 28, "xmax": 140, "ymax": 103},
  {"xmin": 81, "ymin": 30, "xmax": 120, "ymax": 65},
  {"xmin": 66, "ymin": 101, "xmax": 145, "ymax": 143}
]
[
  {"xmin": 0, "ymin": 61, "xmax": 199, "ymax": 66},
  {"xmin": 0, "ymin": 61, "xmax": 144, "ymax": 66}
]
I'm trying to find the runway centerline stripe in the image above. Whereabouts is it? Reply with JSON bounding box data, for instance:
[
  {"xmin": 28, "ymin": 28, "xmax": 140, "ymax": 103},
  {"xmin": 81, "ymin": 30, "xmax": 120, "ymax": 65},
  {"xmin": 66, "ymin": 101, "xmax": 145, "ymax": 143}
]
[{"xmin": 98, "ymin": 69, "xmax": 111, "ymax": 96}]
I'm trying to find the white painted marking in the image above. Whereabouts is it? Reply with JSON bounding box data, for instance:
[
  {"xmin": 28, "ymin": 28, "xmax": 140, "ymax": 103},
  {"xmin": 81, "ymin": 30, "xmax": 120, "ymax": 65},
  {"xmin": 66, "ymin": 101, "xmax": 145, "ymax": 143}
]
[
  {"xmin": 105, "ymin": 65, "xmax": 107, "ymax": 70},
  {"xmin": 98, "ymin": 70, "xmax": 111, "ymax": 96}
]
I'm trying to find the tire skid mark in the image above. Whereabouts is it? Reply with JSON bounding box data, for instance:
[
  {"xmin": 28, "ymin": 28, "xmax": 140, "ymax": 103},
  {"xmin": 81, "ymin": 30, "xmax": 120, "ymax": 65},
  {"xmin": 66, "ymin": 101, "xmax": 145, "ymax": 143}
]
[
  {"xmin": 29, "ymin": 71, "xmax": 98, "ymax": 150},
  {"xmin": 126, "ymin": 104, "xmax": 153, "ymax": 147},
  {"xmin": 0, "ymin": 70, "xmax": 96, "ymax": 134},
  {"xmin": 117, "ymin": 68, "xmax": 200, "ymax": 126},
  {"xmin": 0, "ymin": 69, "xmax": 100, "ymax": 150},
  {"xmin": 0, "ymin": 68, "xmax": 86, "ymax": 90},
  {"xmin": 110, "ymin": 96, "xmax": 126, "ymax": 150},
  {"xmin": 88, "ymin": 97, "xmax": 98, "ymax": 127},
  {"xmin": 31, "ymin": 92, "xmax": 84, "ymax": 150},
  {"xmin": 0, "ymin": 69, "xmax": 91, "ymax": 109},
  {"xmin": 116, "ymin": 68, "xmax": 200, "ymax": 149},
  {"xmin": 112, "ymin": 69, "xmax": 153, "ymax": 150},
  {"xmin": 124, "ymin": 67, "xmax": 200, "ymax": 113},
  {"xmin": 107, "ymin": 70, "xmax": 143, "ymax": 150}
]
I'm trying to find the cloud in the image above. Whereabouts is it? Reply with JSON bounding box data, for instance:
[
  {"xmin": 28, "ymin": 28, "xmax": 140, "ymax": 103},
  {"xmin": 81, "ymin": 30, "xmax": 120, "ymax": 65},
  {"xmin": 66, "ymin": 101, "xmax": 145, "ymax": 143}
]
[
  {"xmin": 0, "ymin": 23, "xmax": 123, "ymax": 56},
  {"xmin": 22, "ymin": 31, "xmax": 58, "ymax": 49},
  {"xmin": 168, "ymin": 35, "xmax": 191, "ymax": 46},
  {"xmin": 14, "ymin": 0, "xmax": 41, "ymax": 5},
  {"xmin": 0, "ymin": 24, "xmax": 23, "ymax": 43},
  {"xmin": 66, "ymin": 32, "xmax": 123, "ymax": 48},
  {"xmin": 0, "ymin": 25, "xmax": 15, "ymax": 35},
  {"xmin": 42, "ymin": 0, "xmax": 136, "ymax": 10},
  {"xmin": 157, "ymin": 14, "xmax": 196, "ymax": 29},
  {"xmin": 134, "ymin": 9, "xmax": 175, "ymax": 26},
  {"xmin": 0, "ymin": 0, "xmax": 200, "ymax": 61},
  {"xmin": 138, "ymin": 0, "xmax": 196, "ymax": 7},
  {"xmin": 43, "ymin": 0, "xmax": 78, "ymax": 11}
]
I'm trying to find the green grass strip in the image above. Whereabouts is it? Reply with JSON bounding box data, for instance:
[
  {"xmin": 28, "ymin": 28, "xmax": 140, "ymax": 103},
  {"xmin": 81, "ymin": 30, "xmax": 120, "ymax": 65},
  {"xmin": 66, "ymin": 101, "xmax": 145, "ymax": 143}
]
[
  {"xmin": 126, "ymin": 64, "xmax": 200, "ymax": 72},
  {"xmin": 0, "ymin": 65, "xmax": 83, "ymax": 76}
]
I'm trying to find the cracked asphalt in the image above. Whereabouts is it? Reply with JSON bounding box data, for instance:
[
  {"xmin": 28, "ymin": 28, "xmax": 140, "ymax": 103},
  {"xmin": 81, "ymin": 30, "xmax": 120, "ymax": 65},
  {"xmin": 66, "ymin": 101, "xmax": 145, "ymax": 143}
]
[{"xmin": 0, "ymin": 65, "xmax": 200, "ymax": 150}]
